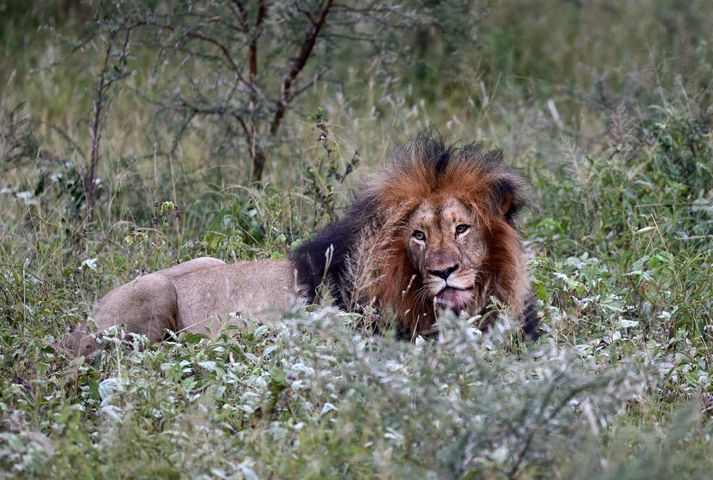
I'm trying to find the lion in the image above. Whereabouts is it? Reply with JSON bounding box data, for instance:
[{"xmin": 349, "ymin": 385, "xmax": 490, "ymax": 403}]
[{"xmin": 65, "ymin": 132, "xmax": 538, "ymax": 356}]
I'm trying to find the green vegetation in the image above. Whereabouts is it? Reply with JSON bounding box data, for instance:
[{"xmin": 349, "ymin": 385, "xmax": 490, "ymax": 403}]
[{"xmin": 1, "ymin": 0, "xmax": 712, "ymax": 478}]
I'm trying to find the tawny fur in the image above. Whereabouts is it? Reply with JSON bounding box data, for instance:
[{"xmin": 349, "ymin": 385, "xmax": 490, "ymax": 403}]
[{"xmin": 64, "ymin": 257, "xmax": 303, "ymax": 356}]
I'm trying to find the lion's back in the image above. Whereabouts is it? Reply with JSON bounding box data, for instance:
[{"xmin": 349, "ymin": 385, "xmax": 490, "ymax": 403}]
[{"xmin": 167, "ymin": 257, "xmax": 302, "ymax": 333}]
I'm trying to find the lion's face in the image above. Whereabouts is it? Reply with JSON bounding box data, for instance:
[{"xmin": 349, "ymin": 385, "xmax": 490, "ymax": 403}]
[{"xmin": 405, "ymin": 196, "xmax": 486, "ymax": 315}]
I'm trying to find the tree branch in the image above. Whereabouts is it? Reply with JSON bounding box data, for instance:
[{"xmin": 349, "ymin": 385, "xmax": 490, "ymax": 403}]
[
  {"xmin": 269, "ymin": 0, "xmax": 334, "ymax": 136},
  {"xmin": 229, "ymin": 1, "xmax": 250, "ymax": 33},
  {"xmin": 84, "ymin": 25, "xmax": 131, "ymax": 225},
  {"xmin": 134, "ymin": 19, "xmax": 258, "ymax": 97},
  {"xmin": 291, "ymin": 65, "xmax": 331, "ymax": 100},
  {"xmin": 250, "ymin": 1, "xmax": 266, "ymax": 83}
]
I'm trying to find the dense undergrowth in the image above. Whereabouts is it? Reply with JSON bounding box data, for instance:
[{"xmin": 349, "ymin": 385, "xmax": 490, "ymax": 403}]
[{"xmin": 1, "ymin": 0, "xmax": 712, "ymax": 478}]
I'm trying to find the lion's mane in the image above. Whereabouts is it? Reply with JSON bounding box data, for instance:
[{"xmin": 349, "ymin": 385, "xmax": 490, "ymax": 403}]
[{"xmin": 291, "ymin": 132, "xmax": 539, "ymax": 338}]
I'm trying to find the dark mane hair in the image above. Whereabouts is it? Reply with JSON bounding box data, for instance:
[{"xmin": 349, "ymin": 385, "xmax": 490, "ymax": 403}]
[{"xmin": 290, "ymin": 131, "xmax": 538, "ymax": 337}]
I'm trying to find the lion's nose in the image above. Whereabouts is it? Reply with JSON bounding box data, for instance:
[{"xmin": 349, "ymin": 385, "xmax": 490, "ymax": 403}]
[{"xmin": 428, "ymin": 264, "xmax": 459, "ymax": 280}]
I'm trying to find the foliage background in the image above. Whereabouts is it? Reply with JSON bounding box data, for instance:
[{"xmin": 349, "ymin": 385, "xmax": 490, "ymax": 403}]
[{"xmin": 1, "ymin": 0, "xmax": 712, "ymax": 478}]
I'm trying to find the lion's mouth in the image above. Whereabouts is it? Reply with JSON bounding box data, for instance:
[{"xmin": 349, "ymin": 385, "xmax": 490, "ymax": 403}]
[{"xmin": 433, "ymin": 287, "xmax": 473, "ymax": 314}]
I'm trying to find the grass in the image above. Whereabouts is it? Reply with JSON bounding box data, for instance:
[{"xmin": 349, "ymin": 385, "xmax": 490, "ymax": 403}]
[{"xmin": 1, "ymin": 0, "xmax": 713, "ymax": 478}]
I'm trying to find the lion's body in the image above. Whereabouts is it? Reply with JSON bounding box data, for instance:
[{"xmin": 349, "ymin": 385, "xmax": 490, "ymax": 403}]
[
  {"xmin": 66, "ymin": 132, "xmax": 539, "ymax": 356},
  {"xmin": 65, "ymin": 257, "xmax": 300, "ymax": 356}
]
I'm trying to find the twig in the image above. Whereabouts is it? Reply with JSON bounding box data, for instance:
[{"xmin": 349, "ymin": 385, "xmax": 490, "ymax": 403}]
[
  {"xmin": 269, "ymin": 0, "xmax": 334, "ymax": 137},
  {"xmin": 83, "ymin": 25, "xmax": 132, "ymax": 226},
  {"xmin": 133, "ymin": 19, "xmax": 259, "ymax": 97}
]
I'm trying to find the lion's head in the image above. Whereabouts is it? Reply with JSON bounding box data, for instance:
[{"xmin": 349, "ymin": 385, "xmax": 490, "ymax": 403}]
[
  {"xmin": 292, "ymin": 132, "xmax": 538, "ymax": 338},
  {"xmin": 405, "ymin": 196, "xmax": 489, "ymax": 315}
]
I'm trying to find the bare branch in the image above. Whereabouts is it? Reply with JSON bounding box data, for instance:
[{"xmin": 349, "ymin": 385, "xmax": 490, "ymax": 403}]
[
  {"xmin": 296, "ymin": 7, "xmax": 317, "ymax": 26},
  {"xmin": 291, "ymin": 65, "xmax": 331, "ymax": 99},
  {"xmin": 229, "ymin": 1, "xmax": 250, "ymax": 34},
  {"xmin": 84, "ymin": 25, "xmax": 132, "ymax": 225},
  {"xmin": 133, "ymin": 19, "xmax": 259, "ymax": 97},
  {"xmin": 270, "ymin": 0, "xmax": 334, "ymax": 137},
  {"xmin": 250, "ymin": 1, "xmax": 267, "ymax": 83}
]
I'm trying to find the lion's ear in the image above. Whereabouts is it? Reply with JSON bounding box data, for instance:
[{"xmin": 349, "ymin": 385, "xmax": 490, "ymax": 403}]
[{"xmin": 491, "ymin": 176, "xmax": 522, "ymax": 219}]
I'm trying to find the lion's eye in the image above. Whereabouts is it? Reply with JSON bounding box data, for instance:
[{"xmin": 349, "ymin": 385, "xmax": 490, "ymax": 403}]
[
  {"xmin": 412, "ymin": 230, "xmax": 426, "ymax": 241},
  {"xmin": 455, "ymin": 224, "xmax": 470, "ymax": 236}
]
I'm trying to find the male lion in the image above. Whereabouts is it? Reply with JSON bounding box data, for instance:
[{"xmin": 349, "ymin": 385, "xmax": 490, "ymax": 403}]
[{"xmin": 66, "ymin": 133, "xmax": 538, "ymax": 356}]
